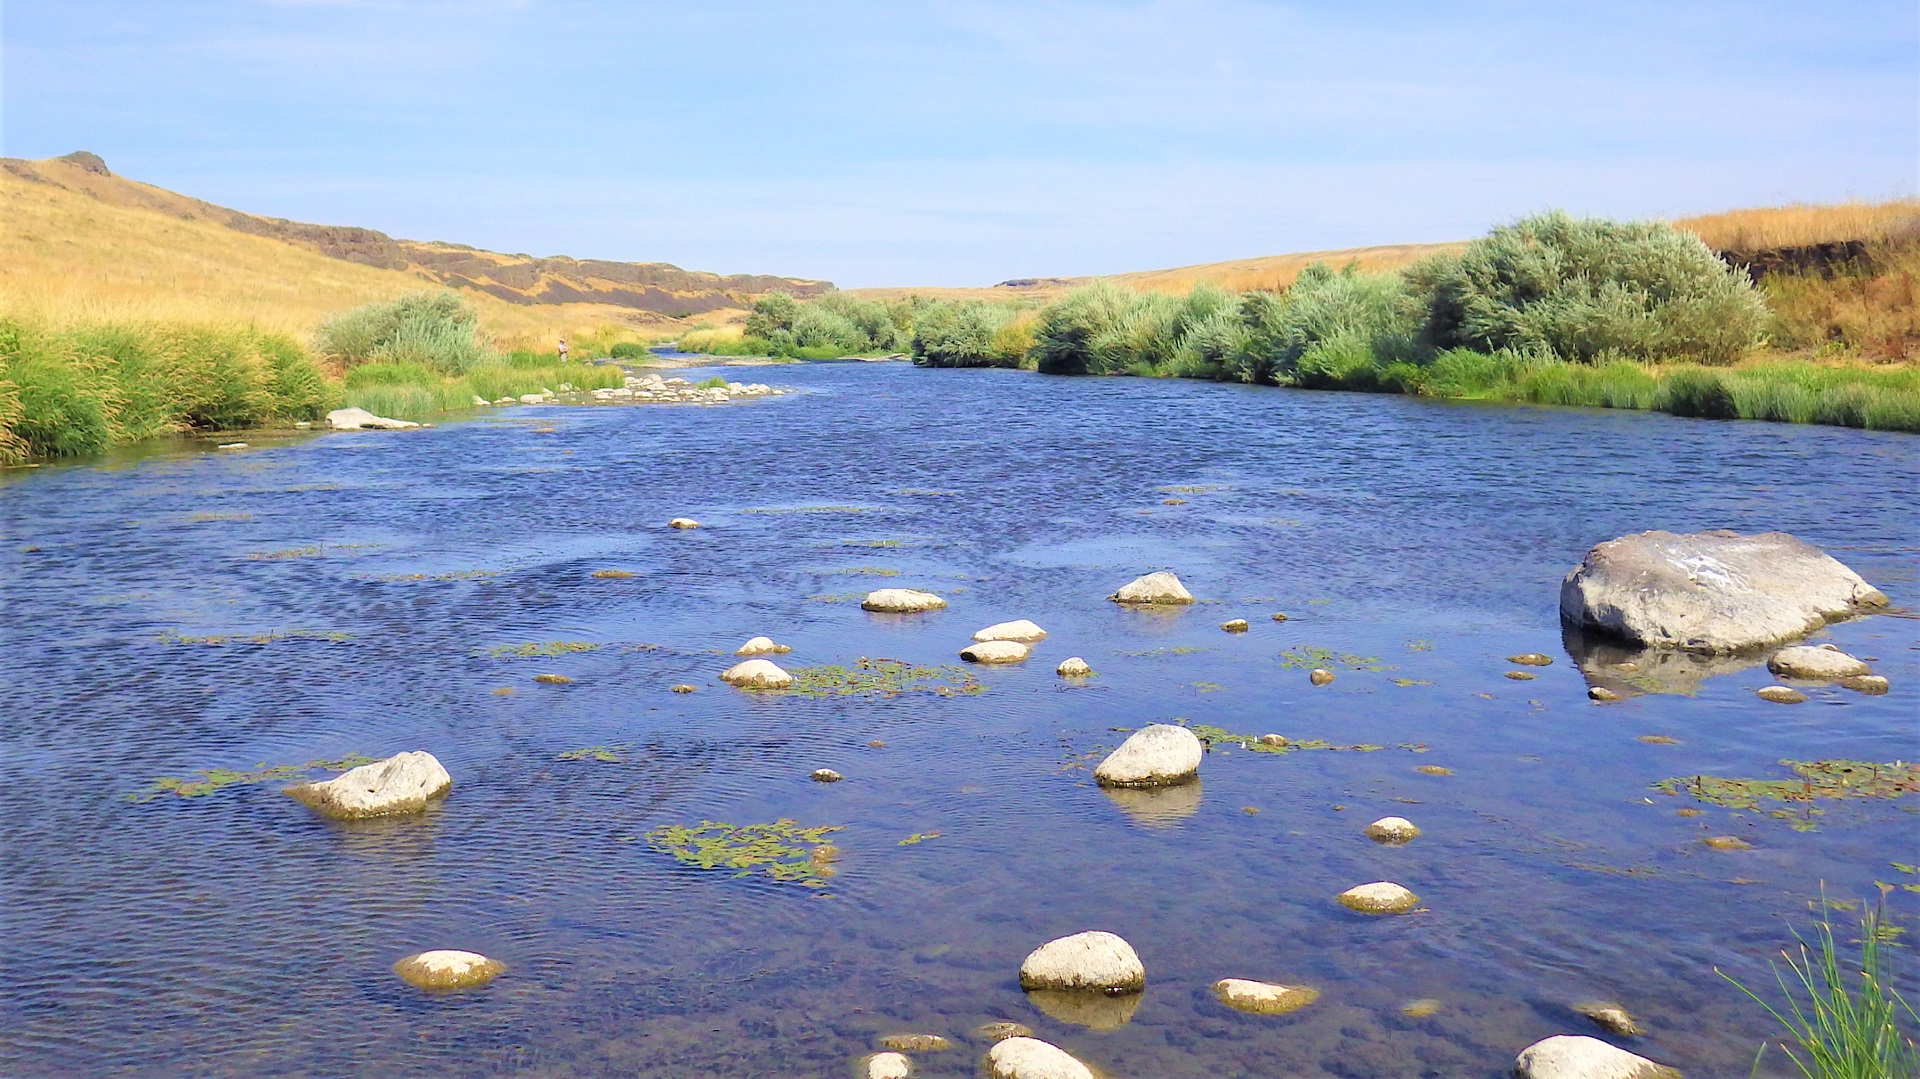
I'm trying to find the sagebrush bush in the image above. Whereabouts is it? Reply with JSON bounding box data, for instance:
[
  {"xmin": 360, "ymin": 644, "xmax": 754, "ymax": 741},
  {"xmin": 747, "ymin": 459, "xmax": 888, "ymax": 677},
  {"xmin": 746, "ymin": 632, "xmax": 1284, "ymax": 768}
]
[
  {"xmin": 1414, "ymin": 211, "xmax": 1767, "ymax": 364},
  {"xmin": 912, "ymin": 301, "xmax": 1021, "ymax": 367},
  {"xmin": 315, "ymin": 292, "xmax": 495, "ymax": 374},
  {"xmin": 1230, "ymin": 264, "xmax": 1422, "ymax": 384}
]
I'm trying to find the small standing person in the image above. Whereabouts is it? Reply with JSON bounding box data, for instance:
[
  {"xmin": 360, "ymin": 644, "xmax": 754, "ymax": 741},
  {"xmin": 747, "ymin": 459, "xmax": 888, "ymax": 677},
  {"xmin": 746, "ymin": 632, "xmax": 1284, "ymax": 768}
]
[{"xmin": 557, "ymin": 336, "xmax": 569, "ymax": 363}]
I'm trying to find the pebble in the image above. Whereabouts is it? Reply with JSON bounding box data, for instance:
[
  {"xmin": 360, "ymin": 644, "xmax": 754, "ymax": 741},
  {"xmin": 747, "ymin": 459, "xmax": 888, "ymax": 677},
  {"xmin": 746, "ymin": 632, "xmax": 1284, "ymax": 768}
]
[
  {"xmin": 1220, "ymin": 618, "xmax": 1249, "ymax": 632},
  {"xmin": 1757, "ymin": 685, "xmax": 1807, "ymax": 704},
  {"xmin": 1508, "ymin": 653, "xmax": 1554, "ymax": 666},
  {"xmin": 1364, "ymin": 816, "xmax": 1420, "ymax": 844},
  {"xmin": 1211, "ymin": 978, "xmax": 1320, "ymax": 1015},
  {"xmin": 1309, "ymin": 668, "xmax": 1334, "ymax": 686},
  {"xmin": 1056, "ymin": 657, "xmax": 1093, "ymax": 677}
]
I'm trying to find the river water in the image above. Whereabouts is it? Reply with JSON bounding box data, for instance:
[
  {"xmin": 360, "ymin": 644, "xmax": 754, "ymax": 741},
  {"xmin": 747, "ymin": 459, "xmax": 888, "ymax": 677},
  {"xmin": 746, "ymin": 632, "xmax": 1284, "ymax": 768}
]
[{"xmin": 2, "ymin": 361, "xmax": 1914, "ymax": 1078}]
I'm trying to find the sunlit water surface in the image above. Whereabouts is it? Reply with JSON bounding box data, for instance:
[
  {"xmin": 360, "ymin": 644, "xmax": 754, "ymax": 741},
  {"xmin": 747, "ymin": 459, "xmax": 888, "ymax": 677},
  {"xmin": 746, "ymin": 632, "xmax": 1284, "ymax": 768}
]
[{"xmin": 3, "ymin": 362, "xmax": 1915, "ymax": 1078}]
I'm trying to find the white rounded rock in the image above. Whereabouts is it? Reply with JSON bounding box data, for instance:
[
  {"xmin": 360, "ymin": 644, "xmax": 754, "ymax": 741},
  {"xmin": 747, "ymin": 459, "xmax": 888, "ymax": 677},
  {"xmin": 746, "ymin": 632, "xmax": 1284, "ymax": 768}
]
[
  {"xmin": 1364, "ymin": 816, "xmax": 1420, "ymax": 844},
  {"xmin": 719, "ymin": 659, "xmax": 793, "ymax": 689},
  {"xmin": 1767, "ymin": 645, "xmax": 1870, "ymax": 680},
  {"xmin": 1107, "ymin": 571, "xmax": 1194, "ymax": 604},
  {"xmin": 392, "ymin": 949, "xmax": 504, "ymax": 990},
  {"xmin": 1056, "ymin": 657, "xmax": 1093, "ymax": 677},
  {"xmin": 865, "ymin": 1051, "xmax": 912, "ymax": 1079},
  {"xmin": 1515, "ymin": 1035, "xmax": 1680, "ymax": 1079},
  {"xmin": 668, "ymin": 517, "xmax": 700, "ymax": 529},
  {"xmin": 326, "ymin": 406, "xmax": 419, "ymax": 431},
  {"xmin": 986, "ymin": 1037, "xmax": 1094, "ymax": 1079},
  {"xmin": 735, "ymin": 636, "xmax": 792, "ymax": 656},
  {"xmin": 1336, "ymin": 881, "xmax": 1420, "ymax": 914},
  {"xmin": 1018, "ymin": 930, "xmax": 1144, "ymax": 992},
  {"xmin": 1094, "ymin": 724, "xmax": 1202, "ymax": 788},
  {"xmin": 861, "ymin": 588, "xmax": 947, "ymax": 613},
  {"xmin": 1212, "ymin": 978, "xmax": 1320, "ymax": 1015},
  {"xmin": 972, "ymin": 619, "xmax": 1048, "ymax": 643},
  {"xmin": 284, "ymin": 751, "xmax": 451, "ymax": 820},
  {"xmin": 960, "ymin": 640, "xmax": 1030, "ymax": 664}
]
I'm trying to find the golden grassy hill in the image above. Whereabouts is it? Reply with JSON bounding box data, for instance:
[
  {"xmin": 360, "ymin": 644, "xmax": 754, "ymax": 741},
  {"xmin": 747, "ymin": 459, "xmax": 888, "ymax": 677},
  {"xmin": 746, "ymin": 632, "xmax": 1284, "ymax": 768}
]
[{"xmin": 0, "ymin": 152, "xmax": 824, "ymax": 344}]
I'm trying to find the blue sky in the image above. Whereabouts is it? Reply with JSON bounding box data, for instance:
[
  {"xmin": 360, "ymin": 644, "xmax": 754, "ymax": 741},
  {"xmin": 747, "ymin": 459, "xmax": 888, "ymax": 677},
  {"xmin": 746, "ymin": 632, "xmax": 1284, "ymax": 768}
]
[{"xmin": 4, "ymin": 1, "xmax": 1916, "ymax": 287}]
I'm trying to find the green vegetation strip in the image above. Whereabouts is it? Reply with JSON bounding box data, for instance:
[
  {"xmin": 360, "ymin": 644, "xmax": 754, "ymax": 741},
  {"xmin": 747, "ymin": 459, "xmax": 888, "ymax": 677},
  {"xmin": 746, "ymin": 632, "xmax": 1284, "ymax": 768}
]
[
  {"xmin": 1277, "ymin": 646, "xmax": 1390, "ymax": 671},
  {"xmin": 779, "ymin": 657, "xmax": 984, "ymax": 699},
  {"xmin": 646, "ymin": 819, "xmax": 842, "ymax": 887},
  {"xmin": 1655, "ymin": 760, "xmax": 1919, "ymax": 829},
  {"xmin": 558, "ymin": 744, "xmax": 630, "ymax": 763},
  {"xmin": 1185, "ymin": 723, "xmax": 1403, "ymax": 754},
  {"xmin": 485, "ymin": 640, "xmax": 601, "ymax": 658},
  {"xmin": 159, "ymin": 629, "xmax": 351, "ymax": 645},
  {"xmin": 130, "ymin": 753, "xmax": 378, "ymax": 801}
]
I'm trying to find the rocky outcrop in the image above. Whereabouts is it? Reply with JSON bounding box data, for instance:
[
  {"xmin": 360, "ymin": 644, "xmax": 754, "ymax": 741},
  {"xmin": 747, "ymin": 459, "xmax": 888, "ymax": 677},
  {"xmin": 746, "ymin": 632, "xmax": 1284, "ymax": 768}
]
[
  {"xmin": 972, "ymin": 619, "xmax": 1047, "ymax": 643},
  {"xmin": 326, "ymin": 406, "xmax": 419, "ymax": 431},
  {"xmin": 735, "ymin": 636, "xmax": 792, "ymax": 656},
  {"xmin": 1056, "ymin": 657, "xmax": 1093, "ymax": 677},
  {"xmin": 861, "ymin": 588, "xmax": 946, "ymax": 613},
  {"xmin": 1094, "ymin": 724, "xmax": 1202, "ymax": 788},
  {"xmin": 284, "ymin": 751, "xmax": 451, "ymax": 820},
  {"xmin": 1364, "ymin": 816, "xmax": 1420, "ymax": 844},
  {"xmin": 1212, "ymin": 978, "xmax": 1320, "ymax": 1015},
  {"xmin": 1515, "ymin": 1035, "xmax": 1680, "ymax": 1078},
  {"xmin": 392, "ymin": 949, "xmax": 504, "ymax": 990},
  {"xmin": 1767, "ymin": 645, "xmax": 1869, "ymax": 680},
  {"xmin": 1336, "ymin": 881, "xmax": 1420, "ymax": 914},
  {"xmin": 985, "ymin": 1038, "xmax": 1094, "ymax": 1079},
  {"xmin": 1560, "ymin": 530, "xmax": 1887, "ymax": 653},
  {"xmin": 960, "ymin": 640, "xmax": 1030, "ymax": 664},
  {"xmin": 1108, "ymin": 571, "xmax": 1194, "ymax": 604},
  {"xmin": 719, "ymin": 659, "xmax": 793, "ymax": 689},
  {"xmin": 1018, "ymin": 930, "xmax": 1145, "ymax": 993}
]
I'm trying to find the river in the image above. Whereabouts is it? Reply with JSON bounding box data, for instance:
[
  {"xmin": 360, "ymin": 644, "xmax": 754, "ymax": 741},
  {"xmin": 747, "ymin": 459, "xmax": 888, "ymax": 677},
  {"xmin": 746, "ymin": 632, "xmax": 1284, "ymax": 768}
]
[{"xmin": 2, "ymin": 361, "xmax": 1914, "ymax": 1077}]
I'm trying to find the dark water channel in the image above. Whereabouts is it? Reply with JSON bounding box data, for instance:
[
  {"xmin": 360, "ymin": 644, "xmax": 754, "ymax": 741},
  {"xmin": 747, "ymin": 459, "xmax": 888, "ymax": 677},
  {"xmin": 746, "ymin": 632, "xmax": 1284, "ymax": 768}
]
[{"xmin": 3, "ymin": 362, "xmax": 1915, "ymax": 1077}]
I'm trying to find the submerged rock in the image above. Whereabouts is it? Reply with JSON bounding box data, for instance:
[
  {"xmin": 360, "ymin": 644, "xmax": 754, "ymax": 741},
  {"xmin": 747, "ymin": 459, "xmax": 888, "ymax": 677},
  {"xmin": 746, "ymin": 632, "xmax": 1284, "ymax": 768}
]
[
  {"xmin": 1018, "ymin": 930, "xmax": 1145, "ymax": 993},
  {"xmin": 392, "ymin": 949, "xmax": 504, "ymax": 990},
  {"xmin": 720, "ymin": 659, "xmax": 793, "ymax": 689},
  {"xmin": 668, "ymin": 517, "xmax": 700, "ymax": 529},
  {"xmin": 1840, "ymin": 674, "xmax": 1890, "ymax": 694},
  {"xmin": 960, "ymin": 640, "xmax": 1031, "ymax": 664},
  {"xmin": 1560, "ymin": 530, "xmax": 1886, "ymax": 653},
  {"xmin": 1702, "ymin": 835, "xmax": 1753, "ymax": 851},
  {"xmin": 1212, "ymin": 978, "xmax": 1320, "ymax": 1015},
  {"xmin": 1336, "ymin": 881, "xmax": 1420, "ymax": 914},
  {"xmin": 1573, "ymin": 1001, "xmax": 1644, "ymax": 1037},
  {"xmin": 1056, "ymin": 656, "xmax": 1093, "ymax": 678},
  {"xmin": 326, "ymin": 406, "xmax": 419, "ymax": 431},
  {"xmin": 1767, "ymin": 645, "xmax": 1870, "ymax": 680},
  {"xmin": 284, "ymin": 750, "xmax": 451, "ymax": 820},
  {"xmin": 861, "ymin": 588, "xmax": 947, "ymax": 613},
  {"xmin": 1364, "ymin": 816, "xmax": 1420, "ymax": 844},
  {"xmin": 972, "ymin": 619, "xmax": 1047, "ymax": 643},
  {"xmin": 986, "ymin": 1037, "xmax": 1094, "ymax": 1079},
  {"xmin": 864, "ymin": 1052, "xmax": 912, "ymax": 1079},
  {"xmin": 1756, "ymin": 685, "xmax": 1808, "ymax": 704},
  {"xmin": 1309, "ymin": 668, "xmax": 1335, "ymax": 686},
  {"xmin": 1094, "ymin": 724, "xmax": 1202, "ymax": 788},
  {"xmin": 735, "ymin": 636, "xmax": 792, "ymax": 656},
  {"xmin": 1108, "ymin": 571, "xmax": 1194, "ymax": 605},
  {"xmin": 878, "ymin": 1033, "xmax": 952, "ymax": 1052},
  {"xmin": 973, "ymin": 1022, "xmax": 1032, "ymax": 1043},
  {"xmin": 1509, "ymin": 653, "xmax": 1555, "ymax": 666},
  {"xmin": 1401, "ymin": 998, "xmax": 1443, "ymax": 1018},
  {"xmin": 1515, "ymin": 1034, "xmax": 1680, "ymax": 1079}
]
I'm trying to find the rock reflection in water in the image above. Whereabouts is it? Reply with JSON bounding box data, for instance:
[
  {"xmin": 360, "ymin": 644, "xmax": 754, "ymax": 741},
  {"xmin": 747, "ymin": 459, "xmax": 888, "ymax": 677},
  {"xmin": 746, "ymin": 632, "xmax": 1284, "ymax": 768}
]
[
  {"xmin": 1561, "ymin": 625, "xmax": 1764, "ymax": 698},
  {"xmin": 1023, "ymin": 988, "xmax": 1142, "ymax": 1030},
  {"xmin": 1101, "ymin": 779, "xmax": 1201, "ymax": 827}
]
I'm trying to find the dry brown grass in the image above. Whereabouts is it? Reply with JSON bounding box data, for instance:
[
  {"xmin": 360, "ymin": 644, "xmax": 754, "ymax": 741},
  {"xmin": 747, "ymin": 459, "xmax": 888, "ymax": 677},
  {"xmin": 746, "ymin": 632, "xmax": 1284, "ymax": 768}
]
[
  {"xmin": 1103, "ymin": 241, "xmax": 1464, "ymax": 295},
  {"xmin": 1674, "ymin": 199, "xmax": 1920, "ymax": 252},
  {"xmin": 0, "ymin": 162, "xmax": 670, "ymax": 349}
]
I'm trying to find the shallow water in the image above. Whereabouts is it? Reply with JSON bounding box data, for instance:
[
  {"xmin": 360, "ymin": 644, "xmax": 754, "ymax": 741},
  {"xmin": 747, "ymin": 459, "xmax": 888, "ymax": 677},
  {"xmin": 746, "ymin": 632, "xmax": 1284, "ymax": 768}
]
[{"xmin": 3, "ymin": 362, "xmax": 1915, "ymax": 1078}]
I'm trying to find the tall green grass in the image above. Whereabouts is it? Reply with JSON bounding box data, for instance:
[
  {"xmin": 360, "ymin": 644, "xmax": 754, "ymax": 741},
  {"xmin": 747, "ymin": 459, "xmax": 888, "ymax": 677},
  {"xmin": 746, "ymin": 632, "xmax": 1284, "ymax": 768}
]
[
  {"xmin": 338, "ymin": 360, "xmax": 623, "ymax": 421},
  {"xmin": 1721, "ymin": 902, "xmax": 1918, "ymax": 1079},
  {"xmin": 0, "ymin": 317, "xmax": 335, "ymax": 463},
  {"xmin": 315, "ymin": 292, "xmax": 497, "ymax": 374}
]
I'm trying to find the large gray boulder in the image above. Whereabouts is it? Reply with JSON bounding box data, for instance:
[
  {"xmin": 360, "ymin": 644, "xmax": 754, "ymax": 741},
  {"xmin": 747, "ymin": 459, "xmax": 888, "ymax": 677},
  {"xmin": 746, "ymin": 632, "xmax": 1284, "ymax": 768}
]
[
  {"xmin": 1515, "ymin": 1035, "xmax": 1680, "ymax": 1078},
  {"xmin": 1560, "ymin": 530, "xmax": 1886, "ymax": 653},
  {"xmin": 1094, "ymin": 724, "xmax": 1202, "ymax": 788},
  {"xmin": 284, "ymin": 750, "xmax": 451, "ymax": 820},
  {"xmin": 1018, "ymin": 930, "xmax": 1145, "ymax": 993},
  {"xmin": 985, "ymin": 1038, "xmax": 1094, "ymax": 1079},
  {"xmin": 326, "ymin": 406, "xmax": 419, "ymax": 431},
  {"xmin": 1108, "ymin": 571, "xmax": 1194, "ymax": 604}
]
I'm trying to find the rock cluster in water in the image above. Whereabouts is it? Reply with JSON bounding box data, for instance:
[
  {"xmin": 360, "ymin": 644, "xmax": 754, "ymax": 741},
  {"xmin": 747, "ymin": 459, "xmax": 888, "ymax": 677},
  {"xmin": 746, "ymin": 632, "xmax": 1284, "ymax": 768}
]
[
  {"xmin": 1560, "ymin": 529, "xmax": 1886, "ymax": 652},
  {"xmin": 284, "ymin": 750, "xmax": 451, "ymax": 820},
  {"xmin": 580, "ymin": 373, "xmax": 787, "ymax": 405}
]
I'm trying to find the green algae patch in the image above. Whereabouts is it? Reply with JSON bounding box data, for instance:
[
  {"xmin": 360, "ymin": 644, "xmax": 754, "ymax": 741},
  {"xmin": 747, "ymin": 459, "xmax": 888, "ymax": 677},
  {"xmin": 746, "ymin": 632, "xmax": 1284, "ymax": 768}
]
[
  {"xmin": 355, "ymin": 570, "xmax": 495, "ymax": 582},
  {"xmin": 130, "ymin": 753, "xmax": 379, "ymax": 802},
  {"xmin": 843, "ymin": 539, "xmax": 902, "ymax": 548},
  {"xmin": 188, "ymin": 511, "xmax": 252, "ymax": 523},
  {"xmin": 743, "ymin": 505, "xmax": 872, "ymax": 515},
  {"xmin": 1392, "ymin": 678, "xmax": 1433, "ymax": 687},
  {"xmin": 558, "ymin": 744, "xmax": 631, "ymax": 763},
  {"xmin": 778, "ymin": 657, "xmax": 984, "ymax": 699},
  {"xmin": 1278, "ymin": 645, "xmax": 1390, "ymax": 672},
  {"xmin": 485, "ymin": 640, "xmax": 601, "ymax": 659},
  {"xmin": 1183, "ymin": 724, "xmax": 1388, "ymax": 754},
  {"xmin": 1654, "ymin": 760, "xmax": 1919, "ymax": 830},
  {"xmin": 158, "ymin": 629, "xmax": 351, "ymax": 646},
  {"xmin": 1120, "ymin": 646, "xmax": 1205, "ymax": 657},
  {"xmin": 899, "ymin": 831, "xmax": 942, "ymax": 846},
  {"xmin": 647, "ymin": 819, "xmax": 843, "ymax": 887}
]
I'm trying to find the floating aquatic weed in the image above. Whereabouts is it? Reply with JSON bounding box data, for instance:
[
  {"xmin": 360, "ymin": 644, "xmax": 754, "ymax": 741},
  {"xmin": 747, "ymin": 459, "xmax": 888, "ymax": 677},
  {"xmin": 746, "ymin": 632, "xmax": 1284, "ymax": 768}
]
[
  {"xmin": 807, "ymin": 592, "xmax": 865, "ymax": 603},
  {"xmin": 1638, "ymin": 735, "xmax": 1681, "ymax": 745},
  {"xmin": 1405, "ymin": 639, "xmax": 1435, "ymax": 652},
  {"xmin": 1888, "ymin": 864, "xmax": 1920, "ymax": 894},
  {"xmin": 1278, "ymin": 646, "xmax": 1390, "ymax": 672},
  {"xmin": 843, "ymin": 539, "xmax": 901, "ymax": 547},
  {"xmin": 129, "ymin": 753, "xmax": 379, "ymax": 802},
  {"xmin": 589, "ymin": 569, "xmax": 635, "ymax": 579},
  {"xmin": 354, "ymin": 569, "xmax": 495, "ymax": 582},
  {"xmin": 892, "ymin": 489, "xmax": 956, "ymax": 496},
  {"xmin": 646, "ymin": 819, "xmax": 843, "ymax": 887},
  {"xmin": 813, "ymin": 567, "xmax": 900, "ymax": 576},
  {"xmin": 779, "ymin": 657, "xmax": 984, "ymax": 699},
  {"xmin": 1392, "ymin": 678, "xmax": 1433, "ymax": 687},
  {"xmin": 742, "ymin": 505, "xmax": 872, "ymax": 515},
  {"xmin": 188, "ymin": 512, "xmax": 252, "ymax": 523},
  {"xmin": 899, "ymin": 831, "xmax": 941, "ymax": 846},
  {"xmin": 1119, "ymin": 646, "xmax": 1205, "ymax": 657},
  {"xmin": 1182, "ymin": 724, "xmax": 1388, "ymax": 754},
  {"xmin": 1190, "ymin": 681, "xmax": 1223, "ymax": 693},
  {"xmin": 245, "ymin": 543, "xmax": 377, "ymax": 560},
  {"xmin": 557, "ymin": 744, "xmax": 631, "ymax": 763},
  {"xmin": 485, "ymin": 641, "xmax": 602, "ymax": 659},
  {"xmin": 1416, "ymin": 765, "xmax": 1454, "ymax": 776},
  {"xmin": 1157, "ymin": 484, "xmax": 1225, "ymax": 493},
  {"xmin": 1653, "ymin": 760, "xmax": 1919, "ymax": 831},
  {"xmin": 158, "ymin": 629, "xmax": 351, "ymax": 645}
]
